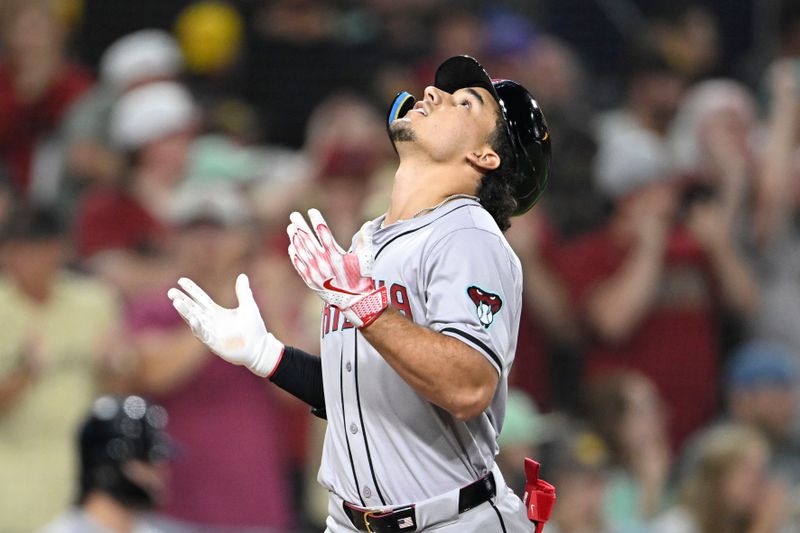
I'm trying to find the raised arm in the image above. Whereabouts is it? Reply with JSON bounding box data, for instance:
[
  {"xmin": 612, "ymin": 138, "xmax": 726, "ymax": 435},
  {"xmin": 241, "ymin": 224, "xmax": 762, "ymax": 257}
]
[
  {"xmin": 755, "ymin": 61, "xmax": 800, "ymax": 246},
  {"xmin": 285, "ymin": 209, "xmax": 511, "ymax": 421},
  {"xmin": 583, "ymin": 186, "xmax": 674, "ymax": 344},
  {"xmin": 686, "ymin": 201, "xmax": 759, "ymax": 316},
  {"xmin": 360, "ymin": 307, "xmax": 498, "ymax": 421}
]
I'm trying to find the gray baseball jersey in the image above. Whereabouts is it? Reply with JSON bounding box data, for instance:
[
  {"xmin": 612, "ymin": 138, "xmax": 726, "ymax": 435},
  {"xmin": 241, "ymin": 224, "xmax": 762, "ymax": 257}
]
[{"xmin": 317, "ymin": 197, "xmax": 523, "ymax": 508}]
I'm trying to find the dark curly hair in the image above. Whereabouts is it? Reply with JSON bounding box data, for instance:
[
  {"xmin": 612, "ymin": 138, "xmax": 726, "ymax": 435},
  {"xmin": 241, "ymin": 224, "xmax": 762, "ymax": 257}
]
[{"xmin": 477, "ymin": 116, "xmax": 518, "ymax": 232}]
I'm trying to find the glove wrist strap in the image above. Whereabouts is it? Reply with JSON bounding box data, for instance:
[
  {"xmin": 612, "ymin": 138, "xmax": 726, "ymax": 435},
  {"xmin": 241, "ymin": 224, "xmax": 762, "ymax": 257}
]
[
  {"xmin": 347, "ymin": 285, "xmax": 389, "ymax": 329},
  {"xmin": 250, "ymin": 333, "xmax": 285, "ymax": 377}
]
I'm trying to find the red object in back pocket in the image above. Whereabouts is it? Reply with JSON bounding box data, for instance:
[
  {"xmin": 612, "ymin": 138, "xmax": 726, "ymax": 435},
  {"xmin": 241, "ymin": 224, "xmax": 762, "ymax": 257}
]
[{"xmin": 522, "ymin": 458, "xmax": 556, "ymax": 533}]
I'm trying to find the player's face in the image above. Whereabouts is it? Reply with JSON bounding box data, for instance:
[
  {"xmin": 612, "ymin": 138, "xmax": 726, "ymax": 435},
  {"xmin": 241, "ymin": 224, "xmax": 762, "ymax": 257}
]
[{"xmin": 391, "ymin": 85, "xmax": 502, "ymax": 167}]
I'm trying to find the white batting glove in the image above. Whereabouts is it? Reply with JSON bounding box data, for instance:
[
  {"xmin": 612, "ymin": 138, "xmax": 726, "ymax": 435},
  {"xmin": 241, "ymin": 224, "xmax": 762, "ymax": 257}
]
[
  {"xmin": 287, "ymin": 209, "xmax": 388, "ymax": 328},
  {"xmin": 166, "ymin": 273, "xmax": 284, "ymax": 377}
]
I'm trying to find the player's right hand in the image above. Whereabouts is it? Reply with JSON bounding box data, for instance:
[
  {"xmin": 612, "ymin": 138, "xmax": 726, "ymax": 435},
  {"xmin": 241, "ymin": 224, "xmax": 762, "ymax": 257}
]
[
  {"xmin": 287, "ymin": 209, "xmax": 388, "ymax": 328},
  {"xmin": 167, "ymin": 273, "xmax": 284, "ymax": 377}
]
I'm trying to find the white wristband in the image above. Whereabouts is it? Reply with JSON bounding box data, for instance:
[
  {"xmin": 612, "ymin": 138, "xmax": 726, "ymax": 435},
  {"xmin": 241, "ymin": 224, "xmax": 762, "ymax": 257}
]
[{"xmin": 248, "ymin": 332, "xmax": 285, "ymax": 377}]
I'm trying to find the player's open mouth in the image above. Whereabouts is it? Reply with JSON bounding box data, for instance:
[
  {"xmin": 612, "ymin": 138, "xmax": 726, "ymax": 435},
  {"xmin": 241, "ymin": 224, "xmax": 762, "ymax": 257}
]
[{"xmin": 412, "ymin": 102, "xmax": 429, "ymax": 116}]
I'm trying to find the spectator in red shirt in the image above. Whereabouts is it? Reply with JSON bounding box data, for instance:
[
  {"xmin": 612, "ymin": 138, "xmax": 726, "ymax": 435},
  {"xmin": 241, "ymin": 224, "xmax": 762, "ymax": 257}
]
[
  {"xmin": 0, "ymin": 0, "xmax": 92, "ymax": 199},
  {"xmin": 75, "ymin": 81, "xmax": 198, "ymax": 297},
  {"xmin": 560, "ymin": 169, "xmax": 759, "ymax": 448}
]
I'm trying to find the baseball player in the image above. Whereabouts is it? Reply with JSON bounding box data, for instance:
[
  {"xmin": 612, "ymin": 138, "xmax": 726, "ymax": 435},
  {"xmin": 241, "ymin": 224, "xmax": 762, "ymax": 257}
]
[{"xmin": 167, "ymin": 55, "xmax": 552, "ymax": 531}]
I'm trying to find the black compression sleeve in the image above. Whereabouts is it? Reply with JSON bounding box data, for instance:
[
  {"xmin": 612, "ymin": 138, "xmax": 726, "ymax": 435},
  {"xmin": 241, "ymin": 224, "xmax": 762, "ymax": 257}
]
[{"xmin": 268, "ymin": 346, "xmax": 325, "ymax": 411}]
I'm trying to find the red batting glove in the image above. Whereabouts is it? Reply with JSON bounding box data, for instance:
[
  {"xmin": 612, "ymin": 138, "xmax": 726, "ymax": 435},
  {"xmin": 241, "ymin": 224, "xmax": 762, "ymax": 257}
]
[{"xmin": 287, "ymin": 209, "xmax": 388, "ymax": 328}]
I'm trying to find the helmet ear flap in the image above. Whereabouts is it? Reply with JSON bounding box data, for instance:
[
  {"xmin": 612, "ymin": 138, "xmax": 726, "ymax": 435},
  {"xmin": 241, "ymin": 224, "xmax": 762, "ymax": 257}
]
[
  {"xmin": 386, "ymin": 91, "xmax": 416, "ymax": 153},
  {"xmin": 387, "ymin": 91, "xmax": 416, "ymax": 128}
]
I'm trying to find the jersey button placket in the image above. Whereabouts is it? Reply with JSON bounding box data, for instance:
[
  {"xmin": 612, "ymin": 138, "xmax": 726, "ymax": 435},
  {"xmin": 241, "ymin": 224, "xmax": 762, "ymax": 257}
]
[
  {"xmin": 362, "ymin": 486, "xmax": 372, "ymax": 499},
  {"xmin": 346, "ymin": 361, "xmax": 352, "ymax": 372},
  {"xmin": 350, "ymin": 423, "xmax": 359, "ymax": 434}
]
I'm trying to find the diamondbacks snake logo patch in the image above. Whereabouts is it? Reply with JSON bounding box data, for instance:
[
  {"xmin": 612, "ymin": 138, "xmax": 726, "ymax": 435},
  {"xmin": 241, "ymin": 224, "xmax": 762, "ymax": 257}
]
[{"xmin": 467, "ymin": 286, "xmax": 502, "ymax": 328}]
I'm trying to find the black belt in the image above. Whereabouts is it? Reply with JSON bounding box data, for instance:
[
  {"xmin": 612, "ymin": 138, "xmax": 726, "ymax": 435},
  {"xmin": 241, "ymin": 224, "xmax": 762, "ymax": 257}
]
[{"xmin": 343, "ymin": 472, "xmax": 496, "ymax": 532}]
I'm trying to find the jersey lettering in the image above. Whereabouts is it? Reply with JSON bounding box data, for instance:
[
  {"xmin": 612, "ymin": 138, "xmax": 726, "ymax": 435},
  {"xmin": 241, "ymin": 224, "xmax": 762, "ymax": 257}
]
[{"xmin": 390, "ymin": 283, "xmax": 413, "ymax": 319}]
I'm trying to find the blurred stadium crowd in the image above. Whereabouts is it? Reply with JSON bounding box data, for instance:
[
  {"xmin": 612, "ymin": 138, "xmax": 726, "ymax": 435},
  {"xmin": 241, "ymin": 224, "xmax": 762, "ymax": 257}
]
[{"xmin": 2, "ymin": 0, "xmax": 800, "ymax": 531}]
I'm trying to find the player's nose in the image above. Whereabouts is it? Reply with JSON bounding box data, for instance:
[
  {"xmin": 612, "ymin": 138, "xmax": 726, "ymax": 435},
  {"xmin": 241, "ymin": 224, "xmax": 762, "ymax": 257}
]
[{"xmin": 423, "ymin": 85, "xmax": 444, "ymax": 105}]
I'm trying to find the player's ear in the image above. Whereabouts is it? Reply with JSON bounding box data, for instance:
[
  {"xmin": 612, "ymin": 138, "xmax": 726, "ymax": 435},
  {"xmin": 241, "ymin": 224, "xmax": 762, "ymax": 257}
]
[{"xmin": 466, "ymin": 147, "xmax": 501, "ymax": 172}]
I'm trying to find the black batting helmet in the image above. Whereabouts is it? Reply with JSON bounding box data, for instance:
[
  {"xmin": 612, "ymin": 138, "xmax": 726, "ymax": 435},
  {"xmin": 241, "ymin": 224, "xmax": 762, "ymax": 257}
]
[
  {"xmin": 387, "ymin": 55, "xmax": 551, "ymax": 216},
  {"xmin": 78, "ymin": 395, "xmax": 171, "ymax": 509}
]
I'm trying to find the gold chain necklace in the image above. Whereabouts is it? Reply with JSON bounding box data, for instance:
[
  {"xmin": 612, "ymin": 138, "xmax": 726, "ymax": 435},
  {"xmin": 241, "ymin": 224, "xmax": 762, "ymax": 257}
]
[
  {"xmin": 409, "ymin": 193, "xmax": 479, "ymax": 219},
  {"xmin": 380, "ymin": 194, "xmax": 478, "ymax": 229}
]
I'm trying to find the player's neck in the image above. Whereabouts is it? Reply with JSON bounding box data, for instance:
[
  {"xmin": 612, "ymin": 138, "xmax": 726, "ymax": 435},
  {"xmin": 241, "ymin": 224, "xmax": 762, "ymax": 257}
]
[{"xmin": 385, "ymin": 157, "xmax": 478, "ymax": 225}]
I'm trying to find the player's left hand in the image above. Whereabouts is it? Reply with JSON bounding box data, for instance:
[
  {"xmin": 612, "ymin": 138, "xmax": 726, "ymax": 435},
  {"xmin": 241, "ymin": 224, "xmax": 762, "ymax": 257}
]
[
  {"xmin": 287, "ymin": 209, "xmax": 388, "ymax": 328},
  {"xmin": 167, "ymin": 274, "xmax": 285, "ymax": 377}
]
